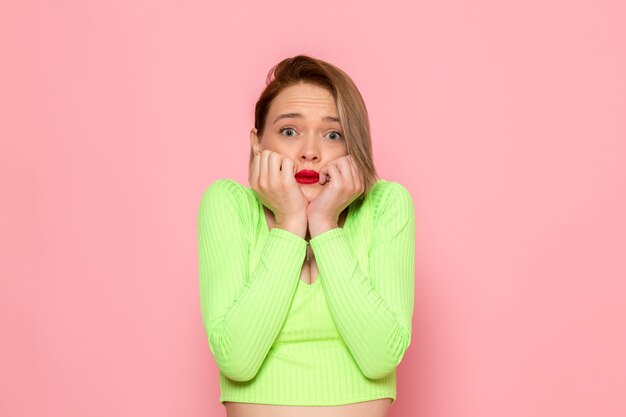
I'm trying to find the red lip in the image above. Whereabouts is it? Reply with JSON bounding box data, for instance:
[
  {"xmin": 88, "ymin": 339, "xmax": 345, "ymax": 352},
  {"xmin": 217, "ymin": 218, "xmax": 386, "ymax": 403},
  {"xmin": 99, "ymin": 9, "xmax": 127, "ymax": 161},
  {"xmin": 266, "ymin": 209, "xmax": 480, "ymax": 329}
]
[{"xmin": 295, "ymin": 169, "xmax": 319, "ymax": 184}]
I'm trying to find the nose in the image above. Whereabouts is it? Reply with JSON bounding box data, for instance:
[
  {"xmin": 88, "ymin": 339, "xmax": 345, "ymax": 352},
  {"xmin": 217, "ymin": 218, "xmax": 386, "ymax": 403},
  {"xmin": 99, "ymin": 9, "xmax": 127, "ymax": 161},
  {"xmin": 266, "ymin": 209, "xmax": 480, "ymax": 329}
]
[{"xmin": 299, "ymin": 134, "xmax": 319, "ymax": 163}]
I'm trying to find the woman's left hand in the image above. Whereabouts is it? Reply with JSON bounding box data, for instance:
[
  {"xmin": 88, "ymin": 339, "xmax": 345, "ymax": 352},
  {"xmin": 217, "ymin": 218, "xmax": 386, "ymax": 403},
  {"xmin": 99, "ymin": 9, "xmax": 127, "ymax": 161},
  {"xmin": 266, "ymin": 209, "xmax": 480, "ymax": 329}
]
[{"xmin": 307, "ymin": 155, "xmax": 364, "ymax": 235}]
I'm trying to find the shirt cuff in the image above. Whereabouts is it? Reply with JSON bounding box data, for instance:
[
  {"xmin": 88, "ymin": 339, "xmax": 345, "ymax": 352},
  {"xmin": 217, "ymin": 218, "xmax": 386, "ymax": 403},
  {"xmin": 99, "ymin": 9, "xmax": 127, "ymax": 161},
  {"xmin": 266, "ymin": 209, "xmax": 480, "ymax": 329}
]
[
  {"xmin": 268, "ymin": 226, "xmax": 308, "ymax": 246},
  {"xmin": 309, "ymin": 227, "xmax": 347, "ymax": 249}
]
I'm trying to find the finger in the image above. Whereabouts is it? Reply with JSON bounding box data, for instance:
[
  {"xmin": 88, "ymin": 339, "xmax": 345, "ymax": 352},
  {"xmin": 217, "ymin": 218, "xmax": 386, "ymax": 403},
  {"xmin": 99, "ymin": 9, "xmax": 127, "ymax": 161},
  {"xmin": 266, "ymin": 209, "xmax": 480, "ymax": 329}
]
[
  {"xmin": 326, "ymin": 163, "xmax": 343, "ymax": 188},
  {"xmin": 281, "ymin": 157, "xmax": 296, "ymax": 182},
  {"xmin": 250, "ymin": 152, "xmax": 260, "ymax": 188},
  {"xmin": 319, "ymin": 162, "xmax": 334, "ymax": 185},
  {"xmin": 345, "ymin": 155, "xmax": 357, "ymax": 191},
  {"xmin": 336, "ymin": 156, "xmax": 354, "ymax": 189},
  {"xmin": 347, "ymin": 155, "xmax": 363, "ymax": 193},
  {"xmin": 260, "ymin": 149, "xmax": 271, "ymax": 188},
  {"xmin": 319, "ymin": 167, "xmax": 326, "ymax": 185},
  {"xmin": 268, "ymin": 151, "xmax": 282, "ymax": 186}
]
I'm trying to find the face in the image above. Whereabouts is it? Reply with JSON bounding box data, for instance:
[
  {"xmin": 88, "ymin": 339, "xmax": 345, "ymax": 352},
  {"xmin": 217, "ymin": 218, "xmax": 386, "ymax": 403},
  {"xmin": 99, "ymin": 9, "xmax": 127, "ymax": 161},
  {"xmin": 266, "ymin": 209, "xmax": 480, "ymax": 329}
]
[{"xmin": 250, "ymin": 82, "xmax": 348, "ymax": 202}]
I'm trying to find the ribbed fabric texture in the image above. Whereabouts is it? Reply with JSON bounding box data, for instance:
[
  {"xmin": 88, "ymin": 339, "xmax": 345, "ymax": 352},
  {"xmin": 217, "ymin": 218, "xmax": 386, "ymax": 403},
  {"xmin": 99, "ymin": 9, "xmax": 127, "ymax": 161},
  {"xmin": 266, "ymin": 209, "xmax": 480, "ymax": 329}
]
[{"xmin": 198, "ymin": 177, "xmax": 415, "ymax": 406}]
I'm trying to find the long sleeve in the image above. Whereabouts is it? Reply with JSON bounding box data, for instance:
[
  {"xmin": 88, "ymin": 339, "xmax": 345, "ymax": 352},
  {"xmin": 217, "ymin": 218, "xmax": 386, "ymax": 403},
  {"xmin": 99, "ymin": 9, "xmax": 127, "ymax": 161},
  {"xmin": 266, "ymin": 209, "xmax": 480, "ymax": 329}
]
[
  {"xmin": 197, "ymin": 179, "xmax": 307, "ymax": 381},
  {"xmin": 308, "ymin": 182, "xmax": 415, "ymax": 380}
]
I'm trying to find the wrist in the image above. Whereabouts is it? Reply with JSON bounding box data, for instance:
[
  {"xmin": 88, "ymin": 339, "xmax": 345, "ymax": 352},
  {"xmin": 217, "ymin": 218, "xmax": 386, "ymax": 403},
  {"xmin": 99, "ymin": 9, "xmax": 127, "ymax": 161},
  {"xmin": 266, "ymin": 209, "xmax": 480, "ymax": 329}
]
[
  {"xmin": 308, "ymin": 218, "xmax": 339, "ymax": 238},
  {"xmin": 274, "ymin": 217, "xmax": 307, "ymax": 239}
]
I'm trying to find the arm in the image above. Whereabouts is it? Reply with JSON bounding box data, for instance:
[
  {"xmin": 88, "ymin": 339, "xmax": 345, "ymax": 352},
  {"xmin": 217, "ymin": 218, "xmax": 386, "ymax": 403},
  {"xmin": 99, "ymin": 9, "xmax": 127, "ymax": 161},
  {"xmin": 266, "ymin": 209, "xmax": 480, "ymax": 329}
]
[
  {"xmin": 198, "ymin": 179, "xmax": 307, "ymax": 381},
  {"xmin": 308, "ymin": 182, "xmax": 416, "ymax": 379}
]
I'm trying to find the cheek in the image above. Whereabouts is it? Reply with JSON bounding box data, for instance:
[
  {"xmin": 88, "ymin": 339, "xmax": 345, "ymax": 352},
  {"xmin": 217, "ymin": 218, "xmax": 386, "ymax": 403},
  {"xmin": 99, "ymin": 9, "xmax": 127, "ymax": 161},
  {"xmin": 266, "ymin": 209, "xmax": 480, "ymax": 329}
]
[
  {"xmin": 260, "ymin": 136, "xmax": 281, "ymax": 151},
  {"xmin": 330, "ymin": 147, "xmax": 349, "ymax": 160}
]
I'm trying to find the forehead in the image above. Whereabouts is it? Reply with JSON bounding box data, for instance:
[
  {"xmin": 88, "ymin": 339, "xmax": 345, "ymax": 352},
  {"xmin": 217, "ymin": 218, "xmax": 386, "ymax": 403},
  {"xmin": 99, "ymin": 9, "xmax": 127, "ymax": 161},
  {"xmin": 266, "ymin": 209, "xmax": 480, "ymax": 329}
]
[{"xmin": 268, "ymin": 83, "xmax": 337, "ymax": 116}]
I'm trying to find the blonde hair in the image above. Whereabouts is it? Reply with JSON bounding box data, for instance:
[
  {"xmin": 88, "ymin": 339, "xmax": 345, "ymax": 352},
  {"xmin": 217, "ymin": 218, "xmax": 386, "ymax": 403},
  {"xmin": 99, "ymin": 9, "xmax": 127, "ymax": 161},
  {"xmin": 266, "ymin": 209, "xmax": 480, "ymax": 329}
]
[{"xmin": 250, "ymin": 55, "xmax": 378, "ymax": 201}]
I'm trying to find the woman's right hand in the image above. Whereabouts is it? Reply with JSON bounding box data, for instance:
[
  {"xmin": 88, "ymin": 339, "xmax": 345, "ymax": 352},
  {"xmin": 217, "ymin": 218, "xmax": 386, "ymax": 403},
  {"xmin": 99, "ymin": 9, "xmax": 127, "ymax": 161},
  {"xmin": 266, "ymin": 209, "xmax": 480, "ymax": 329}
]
[{"xmin": 249, "ymin": 149, "xmax": 308, "ymax": 237}]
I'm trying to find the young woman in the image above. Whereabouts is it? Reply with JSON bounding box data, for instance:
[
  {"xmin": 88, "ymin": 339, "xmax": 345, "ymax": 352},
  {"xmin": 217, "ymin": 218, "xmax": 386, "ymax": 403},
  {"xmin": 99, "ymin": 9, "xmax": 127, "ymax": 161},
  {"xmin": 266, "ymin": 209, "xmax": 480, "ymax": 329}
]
[{"xmin": 198, "ymin": 55, "xmax": 415, "ymax": 417}]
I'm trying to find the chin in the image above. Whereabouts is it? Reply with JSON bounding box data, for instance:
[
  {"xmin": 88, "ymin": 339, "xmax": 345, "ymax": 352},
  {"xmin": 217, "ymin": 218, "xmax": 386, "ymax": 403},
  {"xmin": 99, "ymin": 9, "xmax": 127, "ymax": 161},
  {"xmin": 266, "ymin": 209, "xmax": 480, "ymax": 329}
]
[{"xmin": 300, "ymin": 187, "xmax": 320, "ymax": 202}]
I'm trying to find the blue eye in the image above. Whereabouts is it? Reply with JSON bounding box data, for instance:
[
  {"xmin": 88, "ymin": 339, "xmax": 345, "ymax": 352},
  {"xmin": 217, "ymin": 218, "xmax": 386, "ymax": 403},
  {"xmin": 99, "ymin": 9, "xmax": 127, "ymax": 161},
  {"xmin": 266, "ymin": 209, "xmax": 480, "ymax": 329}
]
[
  {"xmin": 280, "ymin": 127, "xmax": 297, "ymax": 137},
  {"xmin": 325, "ymin": 131, "xmax": 343, "ymax": 141}
]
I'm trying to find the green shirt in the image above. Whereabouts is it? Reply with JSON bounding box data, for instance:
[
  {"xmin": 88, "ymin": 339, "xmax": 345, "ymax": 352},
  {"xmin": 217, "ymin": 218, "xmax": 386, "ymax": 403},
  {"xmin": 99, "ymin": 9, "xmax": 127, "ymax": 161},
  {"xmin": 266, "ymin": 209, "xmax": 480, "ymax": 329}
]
[{"xmin": 198, "ymin": 178, "xmax": 415, "ymax": 406}]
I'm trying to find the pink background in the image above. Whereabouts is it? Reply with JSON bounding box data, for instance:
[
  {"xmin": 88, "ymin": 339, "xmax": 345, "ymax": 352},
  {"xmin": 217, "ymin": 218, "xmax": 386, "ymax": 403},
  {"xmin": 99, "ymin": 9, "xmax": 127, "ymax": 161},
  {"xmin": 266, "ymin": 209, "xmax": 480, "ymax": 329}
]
[{"xmin": 1, "ymin": 1, "xmax": 625, "ymax": 416}]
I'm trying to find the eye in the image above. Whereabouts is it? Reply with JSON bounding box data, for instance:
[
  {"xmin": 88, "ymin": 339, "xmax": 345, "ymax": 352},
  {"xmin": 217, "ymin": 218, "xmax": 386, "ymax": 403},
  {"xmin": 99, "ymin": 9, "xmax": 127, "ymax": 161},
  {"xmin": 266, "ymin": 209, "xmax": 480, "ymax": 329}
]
[
  {"xmin": 325, "ymin": 131, "xmax": 343, "ymax": 141},
  {"xmin": 279, "ymin": 127, "xmax": 297, "ymax": 137}
]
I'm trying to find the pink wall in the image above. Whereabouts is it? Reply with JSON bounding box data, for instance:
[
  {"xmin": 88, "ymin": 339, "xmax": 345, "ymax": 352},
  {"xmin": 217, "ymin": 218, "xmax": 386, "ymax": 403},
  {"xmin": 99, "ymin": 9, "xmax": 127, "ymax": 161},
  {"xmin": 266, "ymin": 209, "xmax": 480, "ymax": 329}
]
[{"xmin": 1, "ymin": 1, "xmax": 625, "ymax": 416}]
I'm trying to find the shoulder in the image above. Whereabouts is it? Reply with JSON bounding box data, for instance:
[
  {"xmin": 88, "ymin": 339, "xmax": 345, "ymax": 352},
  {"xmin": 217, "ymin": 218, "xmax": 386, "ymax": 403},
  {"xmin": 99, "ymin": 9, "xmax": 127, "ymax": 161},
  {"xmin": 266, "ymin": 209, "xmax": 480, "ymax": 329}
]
[
  {"xmin": 199, "ymin": 178, "xmax": 253, "ymax": 216},
  {"xmin": 201, "ymin": 178, "xmax": 247, "ymax": 201},
  {"xmin": 366, "ymin": 179, "xmax": 414, "ymax": 219}
]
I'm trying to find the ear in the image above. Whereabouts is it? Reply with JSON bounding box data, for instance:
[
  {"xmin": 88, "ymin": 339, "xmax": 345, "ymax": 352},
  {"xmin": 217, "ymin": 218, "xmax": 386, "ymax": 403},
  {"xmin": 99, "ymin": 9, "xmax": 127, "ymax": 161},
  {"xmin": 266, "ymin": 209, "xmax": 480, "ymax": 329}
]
[{"xmin": 250, "ymin": 128, "xmax": 261, "ymax": 156}]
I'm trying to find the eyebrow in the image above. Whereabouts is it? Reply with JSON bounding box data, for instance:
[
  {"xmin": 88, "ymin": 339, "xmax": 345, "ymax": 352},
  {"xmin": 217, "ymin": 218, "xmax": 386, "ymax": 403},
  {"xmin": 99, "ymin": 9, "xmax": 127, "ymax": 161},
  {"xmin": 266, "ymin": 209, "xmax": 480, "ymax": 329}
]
[{"xmin": 272, "ymin": 112, "xmax": 341, "ymax": 125}]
